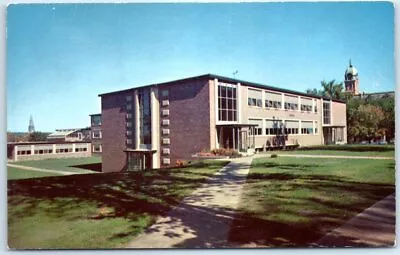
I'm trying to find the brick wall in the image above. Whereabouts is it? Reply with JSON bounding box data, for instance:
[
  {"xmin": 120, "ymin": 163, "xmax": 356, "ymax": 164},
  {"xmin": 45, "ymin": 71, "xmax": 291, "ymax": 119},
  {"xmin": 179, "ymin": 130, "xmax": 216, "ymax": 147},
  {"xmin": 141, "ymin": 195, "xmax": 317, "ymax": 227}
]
[
  {"xmin": 160, "ymin": 79, "xmax": 211, "ymax": 166},
  {"xmin": 101, "ymin": 93, "xmax": 129, "ymax": 172}
]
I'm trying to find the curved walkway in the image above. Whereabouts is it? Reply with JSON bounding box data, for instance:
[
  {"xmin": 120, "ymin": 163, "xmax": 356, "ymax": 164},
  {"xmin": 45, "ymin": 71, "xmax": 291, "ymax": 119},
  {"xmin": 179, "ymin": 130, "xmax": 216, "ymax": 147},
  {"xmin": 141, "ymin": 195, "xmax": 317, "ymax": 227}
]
[{"xmin": 125, "ymin": 157, "xmax": 253, "ymax": 248}]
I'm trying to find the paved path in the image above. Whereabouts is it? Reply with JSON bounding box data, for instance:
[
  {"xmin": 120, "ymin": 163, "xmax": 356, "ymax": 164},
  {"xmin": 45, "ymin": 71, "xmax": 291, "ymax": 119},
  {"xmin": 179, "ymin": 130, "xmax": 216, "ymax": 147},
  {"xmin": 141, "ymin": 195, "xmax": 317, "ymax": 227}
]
[
  {"xmin": 7, "ymin": 163, "xmax": 93, "ymax": 175},
  {"xmin": 125, "ymin": 157, "xmax": 253, "ymax": 248},
  {"xmin": 313, "ymin": 193, "xmax": 396, "ymax": 247},
  {"xmin": 273, "ymin": 154, "xmax": 394, "ymax": 160}
]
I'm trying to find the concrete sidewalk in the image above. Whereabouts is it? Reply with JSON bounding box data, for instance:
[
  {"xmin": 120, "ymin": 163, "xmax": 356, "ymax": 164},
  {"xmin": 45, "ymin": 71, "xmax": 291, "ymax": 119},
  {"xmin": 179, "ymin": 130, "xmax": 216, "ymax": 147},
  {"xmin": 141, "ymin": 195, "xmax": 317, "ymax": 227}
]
[
  {"xmin": 313, "ymin": 193, "xmax": 396, "ymax": 247},
  {"xmin": 125, "ymin": 157, "xmax": 253, "ymax": 248}
]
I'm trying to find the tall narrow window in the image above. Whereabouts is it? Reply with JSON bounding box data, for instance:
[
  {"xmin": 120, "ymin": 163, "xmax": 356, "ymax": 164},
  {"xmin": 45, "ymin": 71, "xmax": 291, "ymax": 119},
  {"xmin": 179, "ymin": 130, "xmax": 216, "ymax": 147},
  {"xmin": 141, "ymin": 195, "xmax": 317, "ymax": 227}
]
[
  {"xmin": 218, "ymin": 82, "xmax": 237, "ymax": 121},
  {"xmin": 323, "ymin": 101, "xmax": 331, "ymax": 125},
  {"xmin": 139, "ymin": 89, "xmax": 152, "ymax": 145}
]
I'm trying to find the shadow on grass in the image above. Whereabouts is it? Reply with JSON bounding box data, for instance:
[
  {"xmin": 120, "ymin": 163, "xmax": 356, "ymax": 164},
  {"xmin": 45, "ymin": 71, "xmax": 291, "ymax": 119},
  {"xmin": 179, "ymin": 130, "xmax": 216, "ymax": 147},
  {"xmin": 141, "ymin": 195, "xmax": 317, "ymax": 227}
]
[
  {"xmin": 228, "ymin": 162, "xmax": 395, "ymax": 248},
  {"xmin": 8, "ymin": 160, "xmax": 230, "ymax": 221},
  {"xmin": 297, "ymin": 145, "xmax": 394, "ymax": 152},
  {"xmin": 69, "ymin": 163, "xmax": 102, "ymax": 172}
]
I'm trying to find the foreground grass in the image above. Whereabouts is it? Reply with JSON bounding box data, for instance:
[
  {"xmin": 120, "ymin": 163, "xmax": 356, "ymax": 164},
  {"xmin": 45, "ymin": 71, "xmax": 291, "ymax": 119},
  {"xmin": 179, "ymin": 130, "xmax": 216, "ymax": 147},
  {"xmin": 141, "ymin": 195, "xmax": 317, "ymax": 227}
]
[
  {"xmin": 8, "ymin": 160, "xmax": 228, "ymax": 249},
  {"xmin": 13, "ymin": 156, "xmax": 102, "ymax": 174},
  {"xmin": 229, "ymin": 157, "xmax": 395, "ymax": 247},
  {"xmin": 278, "ymin": 144, "xmax": 394, "ymax": 157},
  {"xmin": 7, "ymin": 167, "xmax": 63, "ymax": 180}
]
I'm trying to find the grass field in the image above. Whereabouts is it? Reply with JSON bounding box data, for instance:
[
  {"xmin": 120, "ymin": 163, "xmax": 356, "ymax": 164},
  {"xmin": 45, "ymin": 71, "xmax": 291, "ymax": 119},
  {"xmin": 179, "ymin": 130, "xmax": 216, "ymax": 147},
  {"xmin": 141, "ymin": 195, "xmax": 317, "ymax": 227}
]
[
  {"xmin": 8, "ymin": 167, "xmax": 63, "ymax": 180},
  {"xmin": 13, "ymin": 156, "xmax": 102, "ymax": 173},
  {"xmin": 278, "ymin": 144, "xmax": 395, "ymax": 157},
  {"xmin": 229, "ymin": 156, "xmax": 395, "ymax": 247},
  {"xmin": 8, "ymin": 160, "xmax": 228, "ymax": 249}
]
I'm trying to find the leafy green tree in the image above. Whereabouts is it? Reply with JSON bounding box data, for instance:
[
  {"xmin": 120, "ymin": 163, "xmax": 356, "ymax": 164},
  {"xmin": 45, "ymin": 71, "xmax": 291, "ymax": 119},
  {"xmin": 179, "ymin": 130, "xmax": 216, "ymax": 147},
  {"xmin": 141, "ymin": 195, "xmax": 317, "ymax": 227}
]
[
  {"xmin": 347, "ymin": 104, "xmax": 386, "ymax": 143},
  {"xmin": 306, "ymin": 88, "xmax": 322, "ymax": 96},
  {"xmin": 320, "ymin": 80, "xmax": 344, "ymax": 100}
]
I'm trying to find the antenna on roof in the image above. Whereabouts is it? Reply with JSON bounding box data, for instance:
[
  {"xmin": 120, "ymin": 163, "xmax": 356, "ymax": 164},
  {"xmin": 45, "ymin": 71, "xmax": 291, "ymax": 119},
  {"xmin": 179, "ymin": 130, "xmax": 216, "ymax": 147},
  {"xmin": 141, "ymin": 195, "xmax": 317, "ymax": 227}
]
[{"xmin": 233, "ymin": 70, "xmax": 238, "ymax": 79}]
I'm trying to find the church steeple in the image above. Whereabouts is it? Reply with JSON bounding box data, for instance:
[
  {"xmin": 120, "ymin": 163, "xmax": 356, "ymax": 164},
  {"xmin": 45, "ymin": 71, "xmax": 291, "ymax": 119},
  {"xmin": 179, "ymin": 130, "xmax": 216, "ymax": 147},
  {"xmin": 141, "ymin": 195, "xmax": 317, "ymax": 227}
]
[{"xmin": 28, "ymin": 115, "xmax": 35, "ymax": 134}]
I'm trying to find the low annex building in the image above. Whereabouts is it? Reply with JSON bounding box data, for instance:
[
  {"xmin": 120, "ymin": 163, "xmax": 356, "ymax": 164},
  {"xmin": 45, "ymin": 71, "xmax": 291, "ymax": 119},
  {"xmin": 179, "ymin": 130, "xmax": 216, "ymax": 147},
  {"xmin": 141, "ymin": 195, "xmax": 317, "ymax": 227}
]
[
  {"xmin": 7, "ymin": 141, "xmax": 92, "ymax": 162},
  {"xmin": 99, "ymin": 74, "xmax": 347, "ymax": 172}
]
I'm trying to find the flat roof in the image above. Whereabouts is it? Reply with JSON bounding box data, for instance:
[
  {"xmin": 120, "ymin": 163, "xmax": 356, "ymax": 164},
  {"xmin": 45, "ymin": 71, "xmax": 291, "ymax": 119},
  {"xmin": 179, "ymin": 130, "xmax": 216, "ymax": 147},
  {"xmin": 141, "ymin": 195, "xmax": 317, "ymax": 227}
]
[
  {"xmin": 8, "ymin": 141, "xmax": 91, "ymax": 146},
  {"xmin": 98, "ymin": 73, "xmax": 346, "ymax": 103},
  {"xmin": 216, "ymin": 123, "xmax": 258, "ymax": 127},
  {"xmin": 89, "ymin": 113, "xmax": 101, "ymax": 116}
]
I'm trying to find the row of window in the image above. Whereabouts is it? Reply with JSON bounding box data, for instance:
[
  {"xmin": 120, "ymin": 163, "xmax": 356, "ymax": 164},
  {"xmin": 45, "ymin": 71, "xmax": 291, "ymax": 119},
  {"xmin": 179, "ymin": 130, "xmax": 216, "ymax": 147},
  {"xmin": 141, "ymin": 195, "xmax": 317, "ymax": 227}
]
[
  {"xmin": 265, "ymin": 100, "xmax": 282, "ymax": 109},
  {"xmin": 249, "ymin": 100, "xmax": 318, "ymax": 113},
  {"xmin": 284, "ymin": 102, "xmax": 298, "ymax": 110},
  {"xmin": 249, "ymin": 119, "xmax": 318, "ymax": 136},
  {"xmin": 17, "ymin": 148, "xmax": 88, "ymax": 155},
  {"xmin": 247, "ymin": 88, "xmax": 318, "ymax": 113},
  {"xmin": 248, "ymin": 98, "xmax": 262, "ymax": 107},
  {"xmin": 300, "ymin": 104, "xmax": 313, "ymax": 112}
]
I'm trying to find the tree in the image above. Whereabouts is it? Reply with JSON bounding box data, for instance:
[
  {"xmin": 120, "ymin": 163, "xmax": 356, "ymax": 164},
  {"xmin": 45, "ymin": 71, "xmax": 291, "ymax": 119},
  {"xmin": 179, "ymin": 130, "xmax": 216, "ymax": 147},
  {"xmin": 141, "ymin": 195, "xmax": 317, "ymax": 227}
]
[
  {"xmin": 29, "ymin": 132, "xmax": 49, "ymax": 141},
  {"xmin": 306, "ymin": 88, "xmax": 321, "ymax": 96},
  {"xmin": 347, "ymin": 103, "xmax": 386, "ymax": 143},
  {"xmin": 7, "ymin": 132, "xmax": 17, "ymax": 143},
  {"xmin": 320, "ymin": 80, "xmax": 344, "ymax": 100}
]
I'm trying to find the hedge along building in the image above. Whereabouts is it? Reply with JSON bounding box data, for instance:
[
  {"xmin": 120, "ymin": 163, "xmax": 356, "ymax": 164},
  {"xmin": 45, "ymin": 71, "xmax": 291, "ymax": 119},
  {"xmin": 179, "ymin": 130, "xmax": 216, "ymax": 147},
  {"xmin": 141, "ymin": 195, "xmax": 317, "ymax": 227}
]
[{"xmin": 99, "ymin": 74, "xmax": 347, "ymax": 172}]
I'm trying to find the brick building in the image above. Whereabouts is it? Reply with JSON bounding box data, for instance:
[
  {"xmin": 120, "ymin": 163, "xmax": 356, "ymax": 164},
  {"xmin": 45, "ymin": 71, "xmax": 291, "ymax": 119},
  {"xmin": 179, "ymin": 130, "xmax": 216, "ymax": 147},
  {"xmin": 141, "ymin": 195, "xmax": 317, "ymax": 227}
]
[
  {"xmin": 89, "ymin": 113, "xmax": 102, "ymax": 154},
  {"xmin": 99, "ymin": 74, "xmax": 347, "ymax": 172}
]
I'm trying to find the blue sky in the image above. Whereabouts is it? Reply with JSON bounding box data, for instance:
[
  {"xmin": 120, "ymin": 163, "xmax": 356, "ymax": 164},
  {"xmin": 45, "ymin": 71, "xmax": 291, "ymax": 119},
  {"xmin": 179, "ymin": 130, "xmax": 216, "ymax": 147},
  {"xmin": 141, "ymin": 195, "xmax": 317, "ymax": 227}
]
[{"xmin": 7, "ymin": 2, "xmax": 395, "ymax": 132}]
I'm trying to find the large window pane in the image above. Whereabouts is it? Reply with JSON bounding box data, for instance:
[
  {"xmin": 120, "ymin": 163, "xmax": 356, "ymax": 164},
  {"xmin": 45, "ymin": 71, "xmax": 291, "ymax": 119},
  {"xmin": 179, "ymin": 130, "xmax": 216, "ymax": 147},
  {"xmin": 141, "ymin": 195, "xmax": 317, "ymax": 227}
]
[{"xmin": 217, "ymin": 82, "xmax": 238, "ymax": 121}]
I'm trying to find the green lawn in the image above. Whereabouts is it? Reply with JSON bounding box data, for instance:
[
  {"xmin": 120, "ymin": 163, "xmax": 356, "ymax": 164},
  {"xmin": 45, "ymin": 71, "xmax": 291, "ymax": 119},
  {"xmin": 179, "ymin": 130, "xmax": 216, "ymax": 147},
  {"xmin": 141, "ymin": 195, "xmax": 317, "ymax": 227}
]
[
  {"xmin": 278, "ymin": 144, "xmax": 395, "ymax": 157},
  {"xmin": 12, "ymin": 156, "xmax": 102, "ymax": 174},
  {"xmin": 229, "ymin": 156, "xmax": 395, "ymax": 247},
  {"xmin": 8, "ymin": 167, "xmax": 63, "ymax": 180},
  {"xmin": 8, "ymin": 160, "xmax": 228, "ymax": 249}
]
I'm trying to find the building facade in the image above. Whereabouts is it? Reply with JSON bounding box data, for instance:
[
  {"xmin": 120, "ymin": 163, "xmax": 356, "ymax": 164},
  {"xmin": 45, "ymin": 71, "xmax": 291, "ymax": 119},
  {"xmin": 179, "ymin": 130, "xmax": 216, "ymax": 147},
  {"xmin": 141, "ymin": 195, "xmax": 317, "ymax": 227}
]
[
  {"xmin": 89, "ymin": 114, "xmax": 103, "ymax": 154},
  {"xmin": 7, "ymin": 141, "xmax": 92, "ymax": 162},
  {"xmin": 100, "ymin": 74, "xmax": 347, "ymax": 172}
]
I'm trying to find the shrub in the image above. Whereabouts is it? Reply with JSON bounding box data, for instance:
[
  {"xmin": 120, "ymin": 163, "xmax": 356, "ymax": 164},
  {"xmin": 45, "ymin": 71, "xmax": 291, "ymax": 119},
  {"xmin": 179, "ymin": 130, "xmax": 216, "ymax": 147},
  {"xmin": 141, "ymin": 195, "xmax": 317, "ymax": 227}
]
[
  {"xmin": 176, "ymin": 160, "xmax": 187, "ymax": 167},
  {"xmin": 209, "ymin": 148, "xmax": 241, "ymax": 158},
  {"xmin": 271, "ymin": 154, "xmax": 278, "ymax": 158}
]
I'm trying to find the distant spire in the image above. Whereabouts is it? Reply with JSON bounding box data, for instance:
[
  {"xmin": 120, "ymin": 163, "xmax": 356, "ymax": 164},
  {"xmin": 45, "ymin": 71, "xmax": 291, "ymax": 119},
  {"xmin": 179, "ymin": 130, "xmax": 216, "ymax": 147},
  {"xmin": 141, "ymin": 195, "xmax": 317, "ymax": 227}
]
[
  {"xmin": 28, "ymin": 115, "xmax": 35, "ymax": 134},
  {"xmin": 349, "ymin": 58, "xmax": 352, "ymax": 67}
]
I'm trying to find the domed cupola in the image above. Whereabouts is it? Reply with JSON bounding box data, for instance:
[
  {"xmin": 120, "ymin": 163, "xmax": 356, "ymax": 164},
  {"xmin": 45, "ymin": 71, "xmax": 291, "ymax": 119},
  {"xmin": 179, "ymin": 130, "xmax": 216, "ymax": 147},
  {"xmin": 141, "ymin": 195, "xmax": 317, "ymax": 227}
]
[
  {"xmin": 344, "ymin": 59, "xmax": 360, "ymax": 95},
  {"xmin": 345, "ymin": 59, "xmax": 358, "ymax": 80}
]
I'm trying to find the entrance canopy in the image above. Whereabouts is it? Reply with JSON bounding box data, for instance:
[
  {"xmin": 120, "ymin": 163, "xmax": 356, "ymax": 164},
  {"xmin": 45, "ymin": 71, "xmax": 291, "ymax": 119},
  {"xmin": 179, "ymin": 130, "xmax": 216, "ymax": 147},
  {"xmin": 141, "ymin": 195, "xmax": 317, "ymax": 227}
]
[
  {"xmin": 123, "ymin": 148, "xmax": 157, "ymax": 154},
  {"xmin": 124, "ymin": 149, "xmax": 157, "ymax": 171}
]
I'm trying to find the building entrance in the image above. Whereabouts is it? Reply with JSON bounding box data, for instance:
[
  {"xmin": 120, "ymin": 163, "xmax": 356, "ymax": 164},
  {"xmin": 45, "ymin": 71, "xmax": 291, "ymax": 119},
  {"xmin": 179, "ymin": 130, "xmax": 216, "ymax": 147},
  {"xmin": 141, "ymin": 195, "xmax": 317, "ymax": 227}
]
[
  {"xmin": 216, "ymin": 124, "xmax": 256, "ymax": 152},
  {"xmin": 125, "ymin": 149, "xmax": 156, "ymax": 171}
]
